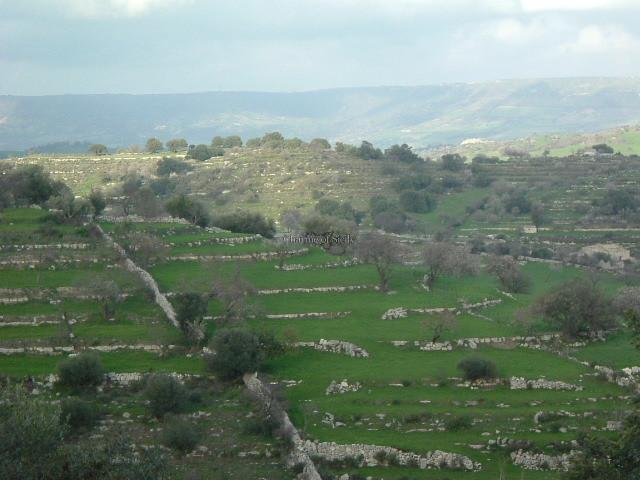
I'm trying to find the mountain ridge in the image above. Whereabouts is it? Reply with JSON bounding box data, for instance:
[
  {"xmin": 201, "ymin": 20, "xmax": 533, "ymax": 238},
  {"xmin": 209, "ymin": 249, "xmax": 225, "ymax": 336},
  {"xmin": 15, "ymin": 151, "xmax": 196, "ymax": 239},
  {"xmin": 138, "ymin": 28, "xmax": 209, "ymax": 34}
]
[{"xmin": 2, "ymin": 77, "xmax": 640, "ymax": 150}]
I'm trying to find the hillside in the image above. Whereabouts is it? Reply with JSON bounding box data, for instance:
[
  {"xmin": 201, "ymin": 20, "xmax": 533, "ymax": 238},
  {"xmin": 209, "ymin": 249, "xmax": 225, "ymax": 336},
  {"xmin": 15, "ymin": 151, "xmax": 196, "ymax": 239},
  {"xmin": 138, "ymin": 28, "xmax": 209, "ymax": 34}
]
[{"xmin": 3, "ymin": 77, "xmax": 640, "ymax": 150}]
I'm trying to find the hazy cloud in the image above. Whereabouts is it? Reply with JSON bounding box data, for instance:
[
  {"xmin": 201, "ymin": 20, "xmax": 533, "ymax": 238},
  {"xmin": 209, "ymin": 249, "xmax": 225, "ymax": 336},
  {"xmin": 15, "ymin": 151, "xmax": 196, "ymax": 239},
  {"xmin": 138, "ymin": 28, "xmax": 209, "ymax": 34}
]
[{"xmin": 0, "ymin": 0, "xmax": 639, "ymax": 94}]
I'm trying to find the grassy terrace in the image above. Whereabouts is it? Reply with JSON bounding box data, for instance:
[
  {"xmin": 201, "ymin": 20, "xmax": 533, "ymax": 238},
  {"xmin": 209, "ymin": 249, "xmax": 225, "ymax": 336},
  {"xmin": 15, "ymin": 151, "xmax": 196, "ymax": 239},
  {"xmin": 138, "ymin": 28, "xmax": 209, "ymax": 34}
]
[{"xmin": 1, "ymin": 207, "xmax": 638, "ymax": 479}]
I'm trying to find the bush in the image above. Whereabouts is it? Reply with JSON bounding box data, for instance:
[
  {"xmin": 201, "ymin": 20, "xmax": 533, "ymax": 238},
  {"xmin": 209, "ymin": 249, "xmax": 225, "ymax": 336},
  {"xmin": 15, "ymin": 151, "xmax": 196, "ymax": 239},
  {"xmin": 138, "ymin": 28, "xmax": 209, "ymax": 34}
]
[
  {"xmin": 161, "ymin": 417, "xmax": 201, "ymax": 455},
  {"xmin": 212, "ymin": 212, "xmax": 275, "ymax": 238},
  {"xmin": 206, "ymin": 329, "xmax": 264, "ymax": 381},
  {"xmin": 60, "ymin": 398, "xmax": 100, "ymax": 432},
  {"xmin": 57, "ymin": 353, "xmax": 104, "ymax": 389},
  {"xmin": 399, "ymin": 190, "xmax": 436, "ymax": 213},
  {"xmin": 444, "ymin": 414, "xmax": 473, "ymax": 431},
  {"xmin": 144, "ymin": 375, "xmax": 187, "ymax": 418},
  {"xmin": 457, "ymin": 357, "xmax": 498, "ymax": 381}
]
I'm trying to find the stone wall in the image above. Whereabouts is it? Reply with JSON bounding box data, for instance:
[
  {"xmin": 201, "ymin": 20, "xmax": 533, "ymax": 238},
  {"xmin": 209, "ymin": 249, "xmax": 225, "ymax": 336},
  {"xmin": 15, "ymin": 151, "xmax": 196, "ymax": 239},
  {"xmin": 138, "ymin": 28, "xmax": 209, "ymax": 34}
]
[
  {"xmin": 510, "ymin": 376, "xmax": 582, "ymax": 391},
  {"xmin": 301, "ymin": 440, "xmax": 480, "ymax": 471},
  {"xmin": 166, "ymin": 248, "xmax": 308, "ymax": 262},
  {"xmin": 510, "ymin": 450, "xmax": 576, "ymax": 471},
  {"xmin": 257, "ymin": 285, "xmax": 371, "ymax": 295},
  {"xmin": 96, "ymin": 224, "xmax": 179, "ymax": 329},
  {"xmin": 243, "ymin": 373, "xmax": 322, "ymax": 480},
  {"xmin": 295, "ymin": 339, "xmax": 369, "ymax": 358},
  {"xmin": 276, "ymin": 258, "xmax": 360, "ymax": 271},
  {"xmin": 382, "ymin": 299, "xmax": 502, "ymax": 320}
]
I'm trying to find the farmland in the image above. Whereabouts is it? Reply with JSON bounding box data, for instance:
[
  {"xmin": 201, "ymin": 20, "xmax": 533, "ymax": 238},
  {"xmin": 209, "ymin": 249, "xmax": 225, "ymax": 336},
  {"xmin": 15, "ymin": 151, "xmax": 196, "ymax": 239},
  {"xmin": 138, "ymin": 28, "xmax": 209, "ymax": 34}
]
[{"xmin": 1, "ymin": 187, "xmax": 638, "ymax": 478}]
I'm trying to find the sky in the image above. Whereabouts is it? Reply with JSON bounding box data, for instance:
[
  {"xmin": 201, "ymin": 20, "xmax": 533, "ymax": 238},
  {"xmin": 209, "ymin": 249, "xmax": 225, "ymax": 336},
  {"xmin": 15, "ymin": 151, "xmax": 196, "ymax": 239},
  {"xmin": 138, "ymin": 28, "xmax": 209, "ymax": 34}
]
[{"xmin": 1, "ymin": 0, "xmax": 640, "ymax": 95}]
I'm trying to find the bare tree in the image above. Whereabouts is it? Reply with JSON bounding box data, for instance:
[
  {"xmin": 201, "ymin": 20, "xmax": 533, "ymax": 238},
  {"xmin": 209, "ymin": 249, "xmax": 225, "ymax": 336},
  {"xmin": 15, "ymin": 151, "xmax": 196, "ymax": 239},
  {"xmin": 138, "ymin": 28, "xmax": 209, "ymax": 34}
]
[
  {"xmin": 355, "ymin": 233, "xmax": 403, "ymax": 292},
  {"xmin": 421, "ymin": 312, "xmax": 458, "ymax": 343},
  {"xmin": 210, "ymin": 268, "xmax": 258, "ymax": 323},
  {"xmin": 81, "ymin": 273, "xmax": 122, "ymax": 321},
  {"xmin": 124, "ymin": 232, "xmax": 167, "ymax": 268},
  {"xmin": 422, "ymin": 242, "xmax": 479, "ymax": 290}
]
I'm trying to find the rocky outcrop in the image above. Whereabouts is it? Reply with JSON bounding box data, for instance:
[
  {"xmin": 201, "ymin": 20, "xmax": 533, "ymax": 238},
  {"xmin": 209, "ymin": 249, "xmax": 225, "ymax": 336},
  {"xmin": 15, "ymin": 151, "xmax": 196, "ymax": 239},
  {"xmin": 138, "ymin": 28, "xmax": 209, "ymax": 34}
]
[
  {"xmin": 301, "ymin": 440, "xmax": 480, "ymax": 471},
  {"xmin": 295, "ymin": 339, "xmax": 369, "ymax": 358}
]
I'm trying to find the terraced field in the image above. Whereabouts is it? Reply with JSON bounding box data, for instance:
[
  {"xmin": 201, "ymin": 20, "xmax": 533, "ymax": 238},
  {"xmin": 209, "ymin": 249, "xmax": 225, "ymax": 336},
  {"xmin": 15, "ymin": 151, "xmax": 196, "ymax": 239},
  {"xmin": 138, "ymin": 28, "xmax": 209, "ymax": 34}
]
[{"xmin": 1, "ymin": 204, "xmax": 638, "ymax": 479}]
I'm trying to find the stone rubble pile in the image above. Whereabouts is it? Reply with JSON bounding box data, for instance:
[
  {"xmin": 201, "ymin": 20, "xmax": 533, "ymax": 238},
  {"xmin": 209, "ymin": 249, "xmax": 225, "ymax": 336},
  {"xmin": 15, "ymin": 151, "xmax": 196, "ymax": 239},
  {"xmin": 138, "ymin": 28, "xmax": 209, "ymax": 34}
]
[
  {"xmin": 295, "ymin": 339, "xmax": 369, "ymax": 358},
  {"xmin": 510, "ymin": 377, "xmax": 583, "ymax": 391},
  {"xmin": 300, "ymin": 440, "xmax": 480, "ymax": 471},
  {"xmin": 325, "ymin": 379, "xmax": 361, "ymax": 395}
]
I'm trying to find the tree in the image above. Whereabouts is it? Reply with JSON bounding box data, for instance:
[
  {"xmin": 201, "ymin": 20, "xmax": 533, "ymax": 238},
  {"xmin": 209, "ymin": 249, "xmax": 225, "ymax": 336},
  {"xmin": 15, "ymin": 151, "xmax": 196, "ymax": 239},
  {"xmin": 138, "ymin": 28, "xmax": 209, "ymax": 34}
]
[
  {"xmin": 356, "ymin": 140, "xmax": 383, "ymax": 160},
  {"xmin": 206, "ymin": 329, "xmax": 265, "ymax": 380},
  {"xmin": 187, "ymin": 144, "xmax": 212, "ymax": 161},
  {"xmin": 261, "ymin": 132, "xmax": 285, "ymax": 149},
  {"xmin": 88, "ymin": 144, "xmax": 108, "ymax": 156},
  {"xmin": 213, "ymin": 212, "xmax": 275, "ymax": 238},
  {"xmin": 384, "ymin": 144, "xmax": 421, "ymax": 163},
  {"xmin": 592, "ymin": 143, "xmax": 614, "ymax": 155},
  {"xmin": 309, "ymin": 138, "xmax": 331, "ymax": 151},
  {"xmin": 174, "ymin": 292, "xmax": 208, "ymax": 345},
  {"xmin": 530, "ymin": 202, "xmax": 545, "ymax": 232},
  {"xmin": 124, "ymin": 232, "xmax": 166, "ymax": 268},
  {"xmin": 144, "ymin": 375, "xmax": 187, "ymax": 418},
  {"xmin": 486, "ymin": 256, "xmax": 530, "ymax": 293},
  {"xmin": 399, "ymin": 190, "xmax": 436, "ymax": 213},
  {"xmin": 532, "ymin": 277, "xmax": 615, "ymax": 338},
  {"xmin": 614, "ymin": 287, "xmax": 640, "ymax": 317},
  {"xmin": 280, "ymin": 209, "xmax": 302, "ymax": 232},
  {"xmin": 146, "ymin": 138, "xmax": 163, "ymax": 153},
  {"xmin": 421, "ymin": 242, "xmax": 479, "ymax": 290},
  {"xmin": 165, "ymin": 138, "xmax": 188, "ymax": 152},
  {"xmin": 355, "ymin": 233, "xmax": 403, "ymax": 292},
  {"xmin": 223, "ymin": 135, "xmax": 243, "ymax": 148},
  {"xmin": 210, "ymin": 269, "xmax": 257, "ymax": 323},
  {"xmin": 457, "ymin": 357, "xmax": 498, "ymax": 381},
  {"xmin": 47, "ymin": 192, "xmax": 91, "ymax": 224},
  {"xmin": 57, "ymin": 353, "xmax": 105, "ymax": 389},
  {"xmin": 157, "ymin": 157, "xmax": 191, "ymax": 176},
  {"xmin": 80, "ymin": 273, "xmax": 122, "ymax": 321},
  {"xmin": 165, "ymin": 194, "xmax": 209, "ymax": 227},
  {"xmin": 8, "ymin": 165, "xmax": 67, "ymax": 206},
  {"xmin": 88, "ymin": 189, "xmax": 106, "ymax": 218},
  {"xmin": 441, "ymin": 153, "xmax": 465, "ymax": 171},
  {"xmin": 422, "ymin": 312, "xmax": 458, "ymax": 343},
  {"xmin": 563, "ymin": 411, "xmax": 640, "ymax": 480}
]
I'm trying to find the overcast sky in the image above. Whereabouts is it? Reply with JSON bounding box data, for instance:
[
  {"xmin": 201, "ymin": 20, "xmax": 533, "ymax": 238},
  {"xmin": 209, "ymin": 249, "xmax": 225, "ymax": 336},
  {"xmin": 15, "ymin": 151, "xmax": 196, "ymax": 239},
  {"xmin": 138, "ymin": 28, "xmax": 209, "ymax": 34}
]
[{"xmin": 1, "ymin": 0, "xmax": 640, "ymax": 95}]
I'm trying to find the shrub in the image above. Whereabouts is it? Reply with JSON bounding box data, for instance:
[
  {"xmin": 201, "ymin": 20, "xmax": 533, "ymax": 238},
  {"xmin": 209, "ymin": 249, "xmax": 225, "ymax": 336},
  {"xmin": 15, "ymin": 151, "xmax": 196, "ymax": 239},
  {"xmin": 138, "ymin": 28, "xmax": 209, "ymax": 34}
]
[
  {"xmin": 57, "ymin": 353, "xmax": 104, "ymax": 389},
  {"xmin": 444, "ymin": 414, "xmax": 473, "ymax": 431},
  {"xmin": 532, "ymin": 278, "xmax": 615, "ymax": 338},
  {"xmin": 161, "ymin": 417, "xmax": 201, "ymax": 455},
  {"xmin": 399, "ymin": 190, "xmax": 436, "ymax": 213},
  {"xmin": 60, "ymin": 398, "xmax": 100, "ymax": 432},
  {"xmin": 212, "ymin": 212, "xmax": 275, "ymax": 238},
  {"xmin": 206, "ymin": 329, "xmax": 265, "ymax": 381},
  {"xmin": 457, "ymin": 357, "xmax": 498, "ymax": 381},
  {"xmin": 144, "ymin": 375, "xmax": 187, "ymax": 418}
]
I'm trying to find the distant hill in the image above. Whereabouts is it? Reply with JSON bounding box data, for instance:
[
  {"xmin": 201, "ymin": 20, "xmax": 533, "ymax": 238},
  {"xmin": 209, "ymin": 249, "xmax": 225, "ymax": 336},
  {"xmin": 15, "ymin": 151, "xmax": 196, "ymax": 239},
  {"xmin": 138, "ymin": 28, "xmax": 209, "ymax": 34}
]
[{"xmin": 2, "ymin": 77, "xmax": 640, "ymax": 150}]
